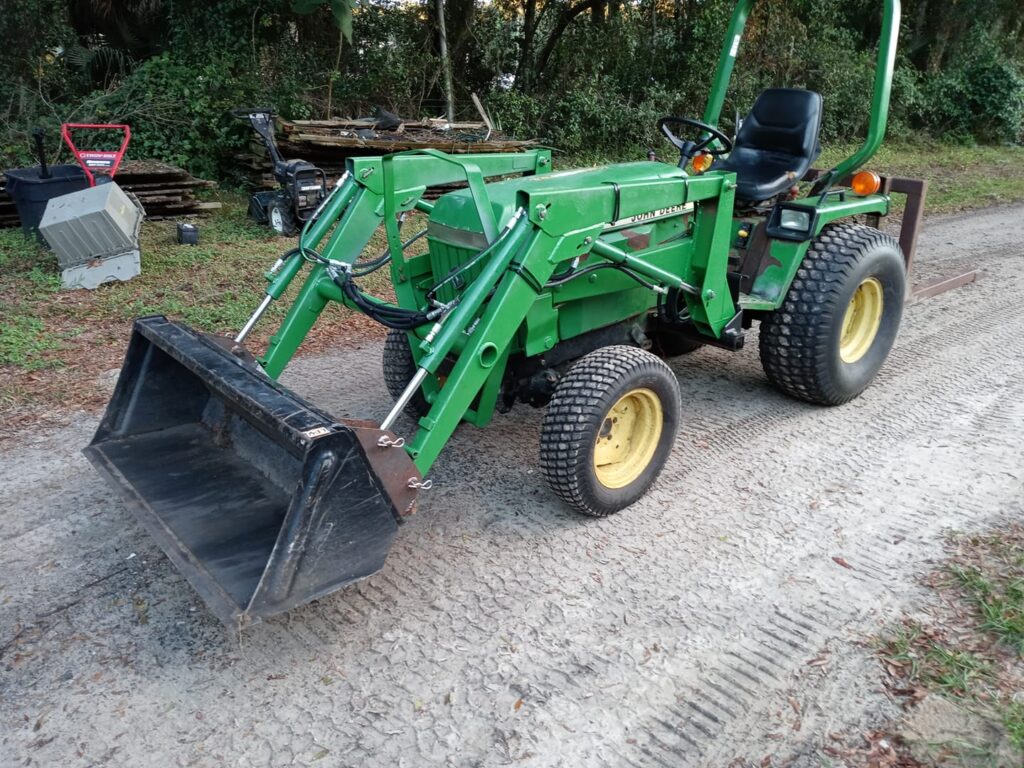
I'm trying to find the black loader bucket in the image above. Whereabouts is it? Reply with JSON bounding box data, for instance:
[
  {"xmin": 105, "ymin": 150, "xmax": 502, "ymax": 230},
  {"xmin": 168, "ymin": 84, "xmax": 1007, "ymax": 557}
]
[{"xmin": 84, "ymin": 316, "xmax": 422, "ymax": 627}]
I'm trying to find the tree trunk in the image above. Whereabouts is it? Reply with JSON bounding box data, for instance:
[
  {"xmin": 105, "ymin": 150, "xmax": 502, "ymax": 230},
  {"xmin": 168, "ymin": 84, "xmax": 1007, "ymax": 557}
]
[
  {"xmin": 534, "ymin": 0, "xmax": 605, "ymax": 78},
  {"xmin": 516, "ymin": 0, "xmax": 537, "ymax": 92},
  {"xmin": 436, "ymin": 0, "xmax": 455, "ymax": 122},
  {"xmin": 325, "ymin": 25, "xmax": 343, "ymax": 119}
]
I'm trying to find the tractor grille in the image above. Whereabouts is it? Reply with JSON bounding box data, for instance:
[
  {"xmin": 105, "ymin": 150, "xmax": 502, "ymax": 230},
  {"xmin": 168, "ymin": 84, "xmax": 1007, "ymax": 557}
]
[{"xmin": 427, "ymin": 226, "xmax": 488, "ymax": 303}]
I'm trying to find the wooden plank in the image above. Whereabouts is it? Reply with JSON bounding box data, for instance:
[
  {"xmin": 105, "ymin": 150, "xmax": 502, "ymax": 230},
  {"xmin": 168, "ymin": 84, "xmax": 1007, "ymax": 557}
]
[
  {"xmin": 470, "ymin": 93, "xmax": 494, "ymax": 134},
  {"xmin": 120, "ymin": 179, "xmax": 216, "ymax": 191},
  {"xmin": 129, "ymin": 188, "xmax": 208, "ymax": 199},
  {"xmin": 288, "ymin": 132, "xmax": 535, "ymax": 150},
  {"xmin": 423, "ymin": 118, "xmax": 487, "ymax": 130}
]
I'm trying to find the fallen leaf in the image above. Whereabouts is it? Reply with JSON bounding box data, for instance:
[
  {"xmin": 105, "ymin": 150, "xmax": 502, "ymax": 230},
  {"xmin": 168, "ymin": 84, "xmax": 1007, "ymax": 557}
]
[
  {"xmin": 832, "ymin": 556, "xmax": 854, "ymax": 570},
  {"xmin": 514, "ymin": 698, "xmax": 524, "ymax": 711}
]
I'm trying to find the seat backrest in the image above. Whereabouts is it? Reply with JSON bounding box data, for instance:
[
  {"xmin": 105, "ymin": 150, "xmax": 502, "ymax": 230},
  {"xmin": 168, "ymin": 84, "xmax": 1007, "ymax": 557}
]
[{"xmin": 735, "ymin": 88, "xmax": 822, "ymax": 161}]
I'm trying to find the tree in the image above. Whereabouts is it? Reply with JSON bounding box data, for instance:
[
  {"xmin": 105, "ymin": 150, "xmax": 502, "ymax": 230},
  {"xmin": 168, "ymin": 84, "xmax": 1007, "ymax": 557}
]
[
  {"xmin": 513, "ymin": 0, "xmax": 607, "ymax": 92},
  {"xmin": 293, "ymin": 0, "xmax": 360, "ymax": 117}
]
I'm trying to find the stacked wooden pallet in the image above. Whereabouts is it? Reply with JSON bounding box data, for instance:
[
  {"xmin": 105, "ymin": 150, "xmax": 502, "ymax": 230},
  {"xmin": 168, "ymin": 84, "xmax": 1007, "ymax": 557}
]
[
  {"xmin": 0, "ymin": 181, "xmax": 18, "ymax": 228},
  {"xmin": 0, "ymin": 160, "xmax": 221, "ymax": 228},
  {"xmin": 115, "ymin": 160, "xmax": 222, "ymax": 219},
  {"xmin": 236, "ymin": 116, "xmax": 539, "ymax": 189}
]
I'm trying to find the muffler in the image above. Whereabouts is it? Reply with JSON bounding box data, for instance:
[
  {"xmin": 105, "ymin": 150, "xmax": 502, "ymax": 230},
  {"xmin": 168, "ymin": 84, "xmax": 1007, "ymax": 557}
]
[{"xmin": 84, "ymin": 316, "xmax": 421, "ymax": 627}]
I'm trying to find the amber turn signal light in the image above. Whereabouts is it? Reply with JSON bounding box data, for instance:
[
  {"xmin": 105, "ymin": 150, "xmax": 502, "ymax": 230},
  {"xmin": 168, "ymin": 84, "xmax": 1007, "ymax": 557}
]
[
  {"xmin": 690, "ymin": 152, "xmax": 713, "ymax": 174},
  {"xmin": 851, "ymin": 170, "xmax": 881, "ymax": 196}
]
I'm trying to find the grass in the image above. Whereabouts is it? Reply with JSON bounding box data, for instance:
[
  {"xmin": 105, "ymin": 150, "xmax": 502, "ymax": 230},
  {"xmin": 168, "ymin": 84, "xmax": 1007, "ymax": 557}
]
[
  {"xmin": 819, "ymin": 141, "xmax": 1024, "ymax": 215},
  {"xmin": 1, "ymin": 140, "xmax": 1023, "ymax": 430},
  {"xmin": 0, "ymin": 192, "xmax": 416, "ymax": 433},
  {"xmin": 876, "ymin": 523, "xmax": 1024, "ymax": 764},
  {"xmin": 0, "ymin": 315, "xmax": 62, "ymax": 369},
  {"xmin": 950, "ymin": 544, "xmax": 1024, "ymax": 653},
  {"xmin": 882, "ymin": 622, "xmax": 994, "ymax": 697}
]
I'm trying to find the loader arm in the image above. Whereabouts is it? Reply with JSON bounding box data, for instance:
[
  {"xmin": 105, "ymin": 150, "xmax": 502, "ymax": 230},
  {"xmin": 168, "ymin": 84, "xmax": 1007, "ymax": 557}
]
[
  {"xmin": 257, "ymin": 150, "xmax": 553, "ymax": 378},
  {"xmin": 252, "ymin": 156, "xmax": 740, "ymax": 476}
]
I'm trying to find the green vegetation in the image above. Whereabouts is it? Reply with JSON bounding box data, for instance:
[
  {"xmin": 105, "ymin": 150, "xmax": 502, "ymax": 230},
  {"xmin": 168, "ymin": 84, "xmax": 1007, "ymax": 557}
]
[
  {"xmin": 883, "ymin": 622, "xmax": 994, "ymax": 697},
  {"xmin": 2, "ymin": 1, "xmax": 1023, "ymax": 177},
  {"xmin": 878, "ymin": 524, "xmax": 1024, "ymax": 763},
  {"xmin": 0, "ymin": 316, "xmax": 62, "ymax": 370}
]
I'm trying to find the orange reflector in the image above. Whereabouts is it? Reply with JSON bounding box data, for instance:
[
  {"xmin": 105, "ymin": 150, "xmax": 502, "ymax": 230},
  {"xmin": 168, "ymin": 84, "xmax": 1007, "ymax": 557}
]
[
  {"xmin": 691, "ymin": 152, "xmax": 713, "ymax": 174},
  {"xmin": 851, "ymin": 170, "xmax": 881, "ymax": 196}
]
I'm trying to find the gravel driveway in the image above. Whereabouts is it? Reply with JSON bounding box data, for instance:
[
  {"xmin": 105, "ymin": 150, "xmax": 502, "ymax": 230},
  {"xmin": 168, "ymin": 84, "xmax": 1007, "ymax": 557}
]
[{"xmin": 2, "ymin": 204, "xmax": 1022, "ymax": 767}]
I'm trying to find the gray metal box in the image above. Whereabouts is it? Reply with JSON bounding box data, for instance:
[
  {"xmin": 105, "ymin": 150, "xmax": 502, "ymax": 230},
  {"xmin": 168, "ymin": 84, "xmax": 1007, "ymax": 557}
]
[
  {"xmin": 38, "ymin": 181, "xmax": 144, "ymax": 290},
  {"xmin": 60, "ymin": 249, "xmax": 141, "ymax": 290},
  {"xmin": 39, "ymin": 182, "xmax": 143, "ymax": 268}
]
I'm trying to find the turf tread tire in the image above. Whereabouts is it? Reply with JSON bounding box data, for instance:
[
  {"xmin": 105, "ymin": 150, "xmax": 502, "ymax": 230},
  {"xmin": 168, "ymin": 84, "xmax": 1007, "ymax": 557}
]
[
  {"xmin": 758, "ymin": 222, "xmax": 905, "ymax": 405},
  {"xmin": 540, "ymin": 345, "xmax": 681, "ymax": 517},
  {"xmin": 382, "ymin": 329, "xmax": 430, "ymax": 417}
]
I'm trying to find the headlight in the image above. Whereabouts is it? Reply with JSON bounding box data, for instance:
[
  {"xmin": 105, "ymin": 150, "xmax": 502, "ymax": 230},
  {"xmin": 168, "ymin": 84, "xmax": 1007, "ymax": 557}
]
[
  {"xmin": 766, "ymin": 204, "xmax": 819, "ymax": 241},
  {"xmin": 779, "ymin": 209, "xmax": 811, "ymax": 230}
]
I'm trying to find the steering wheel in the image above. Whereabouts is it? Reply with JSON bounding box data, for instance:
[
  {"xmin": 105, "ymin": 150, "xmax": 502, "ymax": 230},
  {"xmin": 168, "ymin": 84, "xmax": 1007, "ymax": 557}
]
[{"xmin": 656, "ymin": 116, "xmax": 733, "ymax": 169}]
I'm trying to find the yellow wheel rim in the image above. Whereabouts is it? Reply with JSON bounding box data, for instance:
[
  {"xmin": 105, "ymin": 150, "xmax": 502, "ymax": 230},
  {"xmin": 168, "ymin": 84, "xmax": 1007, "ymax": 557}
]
[
  {"xmin": 840, "ymin": 277, "xmax": 884, "ymax": 364},
  {"xmin": 593, "ymin": 388, "xmax": 663, "ymax": 489}
]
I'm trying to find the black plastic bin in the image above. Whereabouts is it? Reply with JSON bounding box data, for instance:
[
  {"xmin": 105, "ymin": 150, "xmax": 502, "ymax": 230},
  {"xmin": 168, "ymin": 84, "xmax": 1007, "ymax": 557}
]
[{"xmin": 4, "ymin": 165, "xmax": 88, "ymax": 242}]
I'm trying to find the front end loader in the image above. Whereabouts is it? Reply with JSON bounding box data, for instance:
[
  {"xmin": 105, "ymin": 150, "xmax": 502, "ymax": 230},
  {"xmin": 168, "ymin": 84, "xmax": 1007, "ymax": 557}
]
[{"xmin": 86, "ymin": 0, "xmax": 973, "ymax": 627}]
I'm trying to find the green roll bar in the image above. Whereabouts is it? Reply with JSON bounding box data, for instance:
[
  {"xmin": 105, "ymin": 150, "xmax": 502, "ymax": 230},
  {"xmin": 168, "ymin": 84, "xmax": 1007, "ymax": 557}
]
[{"xmin": 703, "ymin": 0, "xmax": 901, "ymax": 186}]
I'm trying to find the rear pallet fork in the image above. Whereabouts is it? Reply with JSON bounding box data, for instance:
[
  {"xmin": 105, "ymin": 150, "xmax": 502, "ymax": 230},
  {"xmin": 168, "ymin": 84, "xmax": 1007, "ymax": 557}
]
[
  {"xmin": 884, "ymin": 177, "xmax": 977, "ymax": 304},
  {"xmin": 808, "ymin": 171, "xmax": 978, "ymax": 303}
]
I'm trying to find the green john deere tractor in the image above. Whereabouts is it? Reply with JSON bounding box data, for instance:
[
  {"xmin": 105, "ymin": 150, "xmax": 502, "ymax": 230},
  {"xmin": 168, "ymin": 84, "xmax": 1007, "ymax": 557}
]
[{"xmin": 86, "ymin": 0, "xmax": 940, "ymax": 626}]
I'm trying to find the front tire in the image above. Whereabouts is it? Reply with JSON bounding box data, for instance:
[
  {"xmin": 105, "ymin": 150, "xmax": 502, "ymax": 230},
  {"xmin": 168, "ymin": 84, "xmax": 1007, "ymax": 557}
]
[
  {"xmin": 759, "ymin": 223, "xmax": 905, "ymax": 405},
  {"xmin": 267, "ymin": 197, "xmax": 297, "ymax": 237},
  {"xmin": 382, "ymin": 329, "xmax": 430, "ymax": 417},
  {"xmin": 540, "ymin": 346, "xmax": 681, "ymax": 517}
]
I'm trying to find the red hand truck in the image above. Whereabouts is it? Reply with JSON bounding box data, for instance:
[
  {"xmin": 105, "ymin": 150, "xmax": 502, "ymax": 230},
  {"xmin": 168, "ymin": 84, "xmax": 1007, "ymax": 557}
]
[{"xmin": 61, "ymin": 123, "xmax": 132, "ymax": 187}]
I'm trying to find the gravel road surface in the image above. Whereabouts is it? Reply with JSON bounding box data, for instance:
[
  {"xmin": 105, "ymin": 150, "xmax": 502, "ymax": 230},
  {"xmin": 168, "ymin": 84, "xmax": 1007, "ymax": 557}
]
[{"xmin": 2, "ymin": 204, "xmax": 1023, "ymax": 767}]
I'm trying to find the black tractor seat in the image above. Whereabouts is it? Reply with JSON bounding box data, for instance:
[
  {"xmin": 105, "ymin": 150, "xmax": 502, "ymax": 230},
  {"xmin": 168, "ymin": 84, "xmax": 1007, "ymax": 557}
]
[{"xmin": 714, "ymin": 88, "xmax": 823, "ymax": 203}]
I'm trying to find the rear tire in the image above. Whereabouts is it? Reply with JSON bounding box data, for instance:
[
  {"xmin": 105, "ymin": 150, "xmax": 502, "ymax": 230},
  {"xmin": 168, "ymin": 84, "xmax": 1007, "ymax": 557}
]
[
  {"xmin": 540, "ymin": 346, "xmax": 681, "ymax": 517},
  {"xmin": 267, "ymin": 198, "xmax": 297, "ymax": 237},
  {"xmin": 759, "ymin": 222, "xmax": 905, "ymax": 405},
  {"xmin": 382, "ymin": 329, "xmax": 430, "ymax": 417}
]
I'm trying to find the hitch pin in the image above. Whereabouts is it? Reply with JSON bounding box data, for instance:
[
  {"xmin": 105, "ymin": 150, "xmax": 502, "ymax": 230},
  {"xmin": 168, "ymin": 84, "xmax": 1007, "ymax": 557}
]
[{"xmin": 408, "ymin": 478, "xmax": 433, "ymax": 490}]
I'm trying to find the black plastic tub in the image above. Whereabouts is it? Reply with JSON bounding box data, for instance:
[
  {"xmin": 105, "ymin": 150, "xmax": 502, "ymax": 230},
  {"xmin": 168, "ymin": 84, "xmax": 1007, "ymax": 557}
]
[{"xmin": 4, "ymin": 164, "xmax": 88, "ymax": 241}]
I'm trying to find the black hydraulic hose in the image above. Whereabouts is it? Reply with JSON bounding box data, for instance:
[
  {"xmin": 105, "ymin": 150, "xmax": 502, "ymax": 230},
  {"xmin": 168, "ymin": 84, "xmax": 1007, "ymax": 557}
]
[
  {"xmin": 351, "ymin": 228, "xmax": 428, "ymax": 278},
  {"xmin": 330, "ymin": 269, "xmax": 432, "ymax": 331}
]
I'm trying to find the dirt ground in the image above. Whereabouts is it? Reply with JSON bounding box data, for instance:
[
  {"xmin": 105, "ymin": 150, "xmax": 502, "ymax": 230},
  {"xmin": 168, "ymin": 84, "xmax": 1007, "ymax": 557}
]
[{"xmin": 2, "ymin": 204, "xmax": 1023, "ymax": 767}]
